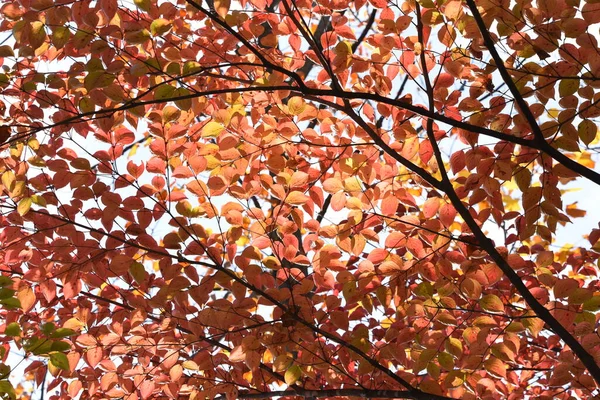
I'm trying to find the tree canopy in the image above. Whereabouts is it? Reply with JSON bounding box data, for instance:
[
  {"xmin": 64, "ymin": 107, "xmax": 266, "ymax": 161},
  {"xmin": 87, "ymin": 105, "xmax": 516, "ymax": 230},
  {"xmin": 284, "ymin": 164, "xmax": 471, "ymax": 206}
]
[{"xmin": 1, "ymin": 0, "xmax": 600, "ymax": 398}]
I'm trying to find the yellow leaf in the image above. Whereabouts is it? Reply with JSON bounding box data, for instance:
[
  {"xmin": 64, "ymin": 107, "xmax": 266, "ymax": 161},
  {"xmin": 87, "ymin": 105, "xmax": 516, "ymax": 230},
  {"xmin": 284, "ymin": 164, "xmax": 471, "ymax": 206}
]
[
  {"xmin": 444, "ymin": 337, "xmax": 462, "ymax": 357},
  {"xmin": 343, "ymin": 176, "xmax": 362, "ymax": 192},
  {"xmin": 262, "ymin": 256, "xmax": 281, "ymax": 270},
  {"xmin": 334, "ymin": 41, "xmax": 352, "ymax": 58},
  {"xmin": 133, "ymin": 0, "xmax": 151, "ymax": 11},
  {"xmin": 124, "ymin": 29, "xmax": 151, "ymax": 44},
  {"xmin": 547, "ymin": 109, "xmax": 559, "ymax": 119},
  {"xmin": 17, "ymin": 197, "xmax": 32, "ymax": 216},
  {"xmin": 491, "ymin": 343, "xmax": 515, "ymax": 362},
  {"xmin": 31, "ymin": 195, "xmax": 46, "ymax": 207},
  {"xmin": 150, "ymin": 19, "xmax": 171, "ymax": 36},
  {"xmin": 63, "ymin": 317, "xmax": 85, "ymax": 330},
  {"xmin": 202, "ymin": 121, "xmax": 225, "ymax": 137},
  {"xmin": 288, "ymin": 97, "xmax": 306, "ymax": 115},
  {"xmin": 182, "ymin": 361, "xmax": 199, "ymax": 370},
  {"xmin": 479, "ymin": 294, "xmax": 504, "ymax": 313},
  {"xmin": 1, "ymin": 171, "xmax": 15, "ymax": 192}
]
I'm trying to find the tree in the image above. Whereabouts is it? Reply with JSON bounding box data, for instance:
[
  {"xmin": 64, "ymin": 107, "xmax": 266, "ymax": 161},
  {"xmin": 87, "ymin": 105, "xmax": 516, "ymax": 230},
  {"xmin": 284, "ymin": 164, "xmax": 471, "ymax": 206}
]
[{"xmin": 0, "ymin": 0, "xmax": 600, "ymax": 398}]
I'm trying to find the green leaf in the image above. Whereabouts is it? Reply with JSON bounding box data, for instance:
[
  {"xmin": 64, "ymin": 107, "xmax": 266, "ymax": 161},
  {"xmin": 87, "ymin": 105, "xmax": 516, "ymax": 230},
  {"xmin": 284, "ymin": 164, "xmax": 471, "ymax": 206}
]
[
  {"xmin": 50, "ymin": 341, "xmax": 71, "ymax": 352},
  {"xmin": 0, "ymin": 74, "xmax": 8, "ymax": 89},
  {"xmin": 0, "ymin": 289, "xmax": 15, "ymax": 300},
  {"xmin": 49, "ymin": 352, "xmax": 70, "ymax": 371},
  {"xmin": 284, "ymin": 365, "xmax": 302, "ymax": 385},
  {"xmin": 0, "ymin": 380, "xmax": 16, "ymax": 400},
  {"xmin": 558, "ymin": 79, "xmax": 579, "ymax": 97},
  {"xmin": 84, "ymin": 71, "xmax": 115, "ymax": 91},
  {"xmin": 4, "ymin": 323, "xmax": 20, "ymax": 337},
  {"xmin": 437, "ymin": 352, "xmax": 454, "ymax": 370},
  {"xmin": 51, "ymin": 26, "xmax": 71, "ymax": 49},
  {"xmin": 583, "ymin": 296, "xmax": 600, "ymax": 311},
  {"xmin": 154, "ymin": 85, "xmax": 176, "ymax": 100},
  {"xmin": 183, "ymin": 61, "xmax": 201, "ymax": 75},
  {"xmin": 0, "ymin": 298, "xmax": 20, "ymax": 310},
  {"xmin": 417, "ymin": 0, "xmax": 435, "ymax": 7},
  {"xmin": 25, "ymin": 338, "xmax": 53, "ymax": 355},
  {"xmin": 174, "ymin": 88, "xmax": 192, "ymax": 110},
  {"xmin": 86, "ymin": 58, "xmax": 104, "ymax": 72},
  {"xmin": 414, "ymin": 282, "xmax": 434, "ymax": 298},
  {"xmin": 41, "ymin": 322, "xmax": 55, "ymax": 335},
  {"xmin": 79, "ymin": 97, "xmax": 95, "ymax": 114},
  {"xmin": 129, "ymin": 262, "xmax": 147, "ymax": 285},
  {"xmin": 0, "ymin": 364, "xmax": 9, "ymax": 379},
  {"xmin": 50, "ymin": 328, "xmax": 76, "ymax": 339},
  {"xmin": 0, "ymin": 277, "xmax": 13, "ymax": 288}
]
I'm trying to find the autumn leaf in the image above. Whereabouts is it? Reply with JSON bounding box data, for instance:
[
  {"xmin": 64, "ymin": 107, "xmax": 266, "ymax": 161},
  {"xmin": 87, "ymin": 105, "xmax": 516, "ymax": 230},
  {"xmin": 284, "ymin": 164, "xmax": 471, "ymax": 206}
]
[
  {"xmin": 284, "ymin": 365, "xmax": 302, "ymax": 385},
  {"xmin": 150, "ymin": 19, "xmax": 171, "ymax": 36},
  {"xmin": 202, "ymin": 121, "xmax": 225, "ymax": 137},
  {"xmin": 1, "ymin": 0, "xmax": 600, "ymax": 398},
  {"xmin": 133, "ymin": 0, "xmax": 151, "ymax": 11},
  {"xmin": 484, "ymin": 357, "xmax": 506, "ymax": 379},
  {"xmin": 479, "ymin": 294, "xmax": 504, "ymax": 313},
  {"xmin": 286, "ymin": 191, "xmax": 309, "ymax": 205},
  {"xmin": 17, "ymin": 197, "xmax": 32, "ymax": 216}
]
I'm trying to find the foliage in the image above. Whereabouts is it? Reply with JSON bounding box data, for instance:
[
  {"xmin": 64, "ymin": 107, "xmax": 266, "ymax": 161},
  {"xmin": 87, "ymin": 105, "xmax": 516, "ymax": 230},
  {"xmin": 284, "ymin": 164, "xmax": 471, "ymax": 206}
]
[{"xmin": 0, "ymin": 0, "xmax": 600, "ymax": 399}]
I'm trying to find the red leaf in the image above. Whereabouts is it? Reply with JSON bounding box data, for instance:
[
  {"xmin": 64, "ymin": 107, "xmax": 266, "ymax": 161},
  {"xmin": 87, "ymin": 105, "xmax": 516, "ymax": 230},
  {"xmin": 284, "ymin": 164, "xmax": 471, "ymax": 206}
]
[{"xmin": 139, "ymin": 380, "xmax": 155, "ymax": 399}]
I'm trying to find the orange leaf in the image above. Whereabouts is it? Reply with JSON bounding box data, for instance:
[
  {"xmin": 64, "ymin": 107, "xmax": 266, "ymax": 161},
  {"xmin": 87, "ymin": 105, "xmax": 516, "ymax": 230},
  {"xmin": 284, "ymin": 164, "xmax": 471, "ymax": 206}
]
[
  {"xmin": 17, "ymin": 286, "xmax": 35, "ymax": 312},
  {"xmin": 286, "ymin": 191, "xmax": 309, "ymax": 205},
  {"xmin": 484, "ymin": 357, "xmax": 506, "ymax": 378},
  {"xmin": 214, "ymin": 0, "xmax": 230, "ymax": 18}
]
